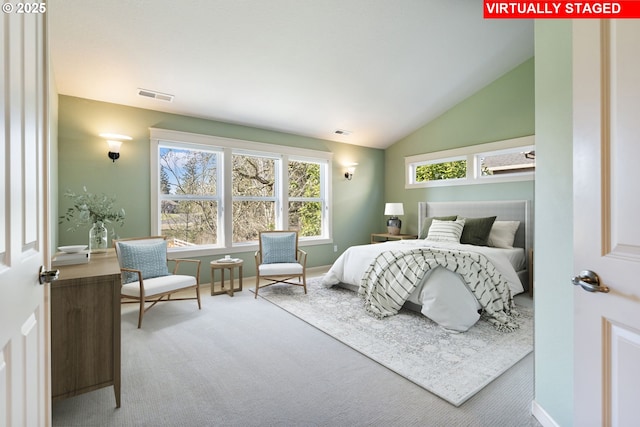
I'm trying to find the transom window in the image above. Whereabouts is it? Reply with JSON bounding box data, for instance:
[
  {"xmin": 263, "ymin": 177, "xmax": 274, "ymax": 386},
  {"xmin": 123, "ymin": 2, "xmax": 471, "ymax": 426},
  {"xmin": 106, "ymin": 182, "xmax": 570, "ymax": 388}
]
[
  {"xmin": 405, "ymin": 135, "xmax": 535, "ymax": 188},
  {"xmin": 150, "ymin": 129, "xmax": 332, "ymax": 255},
  {"xmin": 477, "ymin": 147, "xmax": 535, "ymax": 176},
  {"xmin": 414, "ymin": 157, "xmax": 467, "ymax": 183}
]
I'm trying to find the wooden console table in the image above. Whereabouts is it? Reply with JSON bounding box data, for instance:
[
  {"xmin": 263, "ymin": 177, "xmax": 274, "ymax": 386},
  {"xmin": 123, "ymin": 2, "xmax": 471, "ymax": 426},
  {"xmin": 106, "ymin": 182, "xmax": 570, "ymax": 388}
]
[{"xmin": 51, "ymin": 249, "xmax": 121, "ymax": 408}]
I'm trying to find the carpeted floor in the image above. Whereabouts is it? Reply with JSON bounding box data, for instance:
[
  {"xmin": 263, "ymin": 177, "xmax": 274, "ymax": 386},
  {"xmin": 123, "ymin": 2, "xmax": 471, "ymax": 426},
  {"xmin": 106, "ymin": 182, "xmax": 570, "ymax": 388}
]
[
  {"xmin": 52, "ymin": 282, "xmax": 541, "ymax": 426},
  {"xmin": 256, "ymin": 278, "xmax": 534, "ymax": 406}
]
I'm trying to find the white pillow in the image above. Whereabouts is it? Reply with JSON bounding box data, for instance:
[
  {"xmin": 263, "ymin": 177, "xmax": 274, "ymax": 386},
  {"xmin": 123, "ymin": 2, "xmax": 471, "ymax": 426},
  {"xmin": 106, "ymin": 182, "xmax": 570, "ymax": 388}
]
[
  {"xmin": 426, "ymin": 218, "xmax": 465, "ymax": 243},
  {"xmin": 487, "ymin": 221, "xmax": 520, "ymax": 248}
]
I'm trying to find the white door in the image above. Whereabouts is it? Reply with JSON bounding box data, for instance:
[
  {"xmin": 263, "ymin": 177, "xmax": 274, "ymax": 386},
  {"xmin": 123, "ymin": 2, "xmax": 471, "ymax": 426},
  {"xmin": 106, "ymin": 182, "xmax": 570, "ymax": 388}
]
[
  {"xmin": 0, "ymin": 8, "xmax": 51, "ymax": 427},
  {"xmin": 573, "ymin": 20, "xmax": 640, "ymax": 427}
]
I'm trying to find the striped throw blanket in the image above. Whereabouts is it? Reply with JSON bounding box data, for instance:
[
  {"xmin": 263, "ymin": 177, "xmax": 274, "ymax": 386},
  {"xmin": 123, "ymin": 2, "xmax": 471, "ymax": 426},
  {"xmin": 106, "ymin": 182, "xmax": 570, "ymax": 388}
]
[{"xmin": 359, "ymin": 247, "xmax": 520, "ymax": 331}]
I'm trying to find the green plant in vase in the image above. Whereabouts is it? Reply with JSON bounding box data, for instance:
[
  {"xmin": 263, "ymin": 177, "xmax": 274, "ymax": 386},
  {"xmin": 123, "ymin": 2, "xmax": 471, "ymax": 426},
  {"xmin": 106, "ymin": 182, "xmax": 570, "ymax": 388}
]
[{"xmin": 59, "ymin": 186, "xmax": 126, "ymax": 253}]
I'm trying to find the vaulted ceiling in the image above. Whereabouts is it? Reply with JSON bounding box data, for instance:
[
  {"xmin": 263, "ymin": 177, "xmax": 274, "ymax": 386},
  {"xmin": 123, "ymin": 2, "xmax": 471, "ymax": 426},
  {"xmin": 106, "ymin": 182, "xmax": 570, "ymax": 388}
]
[{"xmin": 49, "ymin": 0, "xmax": 533, "ymax": 149}]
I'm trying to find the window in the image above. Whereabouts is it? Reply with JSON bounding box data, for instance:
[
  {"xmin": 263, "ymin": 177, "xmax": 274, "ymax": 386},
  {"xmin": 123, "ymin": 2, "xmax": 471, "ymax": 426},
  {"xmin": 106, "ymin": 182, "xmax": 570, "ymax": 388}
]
[
  {"xmin": 232, "ymin": 153, "xmax": 277, "ymax": 243},
  {"xmin": 414, "ymin": 157, "xmax": 467, "ymax": 183},
  {"xmin": 159, "ymin": 144, "xmax": 220, "ymax": 247},
  {"xmin": 405, "ymin": 135, "xmax": 534, "ymax": 188},
  {"xmin": 477, "ymin": 147, "xmax": 535, "ymax": 177},
  {"xmin": 288, "ymin": 159, "xmax": 324, "ymax": 237},
  {"xmin": 150, "ymin": 129, "xmax": 332, "ymax": 255}
]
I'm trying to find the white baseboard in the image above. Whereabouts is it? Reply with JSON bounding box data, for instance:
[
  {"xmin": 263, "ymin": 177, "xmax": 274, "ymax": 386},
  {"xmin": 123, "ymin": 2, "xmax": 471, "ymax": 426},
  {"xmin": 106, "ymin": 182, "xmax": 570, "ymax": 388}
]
[{"xmin": 531, "ymin": 400, "xmax": 560, "ymax": 427}]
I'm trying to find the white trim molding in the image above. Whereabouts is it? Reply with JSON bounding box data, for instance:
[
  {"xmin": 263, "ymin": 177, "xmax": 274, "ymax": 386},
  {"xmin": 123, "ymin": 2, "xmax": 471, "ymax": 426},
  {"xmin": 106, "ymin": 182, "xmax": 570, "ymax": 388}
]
[{"xmin": 531, "ymin": 400, "xmax": 561, "ymax": 427}]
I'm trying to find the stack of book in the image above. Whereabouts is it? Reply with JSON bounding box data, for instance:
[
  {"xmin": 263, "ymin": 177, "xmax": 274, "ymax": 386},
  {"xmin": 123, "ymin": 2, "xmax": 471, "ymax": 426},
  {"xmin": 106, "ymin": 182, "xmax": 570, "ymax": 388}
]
[
  {"xmin": 214, "ymin": 257, "xmax": 241, "ymax": 263},
  {"xmin": 51, "ymin": 252, "xmax": 90, "ymax": 267}
]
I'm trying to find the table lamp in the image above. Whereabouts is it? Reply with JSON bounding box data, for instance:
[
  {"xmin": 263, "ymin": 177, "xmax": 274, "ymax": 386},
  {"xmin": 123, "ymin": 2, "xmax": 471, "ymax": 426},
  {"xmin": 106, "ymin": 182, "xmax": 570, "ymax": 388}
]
[{"xmin": 384, "ymin": 203, "xmax": 404, "ymax": 235}]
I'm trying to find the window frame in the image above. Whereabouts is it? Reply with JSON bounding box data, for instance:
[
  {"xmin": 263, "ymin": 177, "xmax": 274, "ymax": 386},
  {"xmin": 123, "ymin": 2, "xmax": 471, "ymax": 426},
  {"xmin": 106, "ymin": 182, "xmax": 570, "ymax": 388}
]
[
  {"xmin": 405, "ymin": 135, "xmax": 535, "ymax": 189},
  {"xmin": 286, "ymin": 155, "xmax": 328, "ymax": 237},
  {"xmin": 150, "ymin": 128, "xmax": 333, "ymax": 257},
  {"xmin": 157, "ymin": 141, "xmax": 223, "ymax": 250},
  {"xmin": 230, "ymin": 150, "xmax": 280, "ymax": 246}
]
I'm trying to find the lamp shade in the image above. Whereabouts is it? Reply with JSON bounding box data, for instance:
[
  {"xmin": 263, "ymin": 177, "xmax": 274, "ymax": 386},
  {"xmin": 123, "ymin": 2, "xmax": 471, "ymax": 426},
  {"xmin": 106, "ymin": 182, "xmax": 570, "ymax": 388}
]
[
  {"xmin": 106, "ymin": 140, "xmax": 123, "ymax": 153},
  {"xmin": 384, "ymin": 203, "xmax": 404, "ymax": 216}
]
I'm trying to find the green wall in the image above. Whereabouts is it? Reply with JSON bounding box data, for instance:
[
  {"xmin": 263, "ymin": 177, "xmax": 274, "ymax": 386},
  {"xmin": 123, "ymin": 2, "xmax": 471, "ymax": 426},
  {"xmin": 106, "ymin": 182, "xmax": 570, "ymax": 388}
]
[
  {"xmin": 384, "ymin": 58, "xmax": 535, "ymax": 235},
  {"xmin": 57, "ymin": 95, "xmax": 384, "ymax": 282},
  {"xmin": 534, "ymin": 21, "xmax": 573, "ymax": 426}
]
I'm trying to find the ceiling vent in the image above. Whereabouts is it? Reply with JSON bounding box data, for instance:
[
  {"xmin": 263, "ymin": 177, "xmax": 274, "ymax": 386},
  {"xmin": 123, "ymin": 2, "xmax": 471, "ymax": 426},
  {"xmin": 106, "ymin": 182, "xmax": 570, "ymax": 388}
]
[
  {"xmin": 334, "ymin": 129, "xmax": 352, "ymax": 136},
  {"xmin": 137, "ymin": 88, "xmax": 174, "ymax": 102}
]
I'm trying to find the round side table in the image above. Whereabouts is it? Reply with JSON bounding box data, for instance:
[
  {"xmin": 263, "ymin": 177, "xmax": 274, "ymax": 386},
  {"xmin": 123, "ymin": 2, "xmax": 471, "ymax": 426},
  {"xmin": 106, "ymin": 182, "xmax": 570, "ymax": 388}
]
[{"xmin": 210, "ymin": 259, "xmax": 243, "ymax": 297}]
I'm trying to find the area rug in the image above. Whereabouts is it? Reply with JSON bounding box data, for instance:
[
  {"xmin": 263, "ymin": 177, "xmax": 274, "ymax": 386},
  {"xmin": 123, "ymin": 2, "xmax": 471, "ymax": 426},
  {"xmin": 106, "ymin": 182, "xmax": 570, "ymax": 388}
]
[{"xmin": 256, "ymin": 277, "xmax": 533, "ymax": 406}]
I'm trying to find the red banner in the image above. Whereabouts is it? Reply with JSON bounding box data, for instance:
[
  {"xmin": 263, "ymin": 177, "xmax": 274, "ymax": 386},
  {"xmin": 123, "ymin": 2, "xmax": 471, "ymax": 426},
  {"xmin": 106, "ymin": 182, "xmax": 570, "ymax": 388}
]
[{"xmin": 484, "ymin": 1, "xmax": 640, "ymax": 18}]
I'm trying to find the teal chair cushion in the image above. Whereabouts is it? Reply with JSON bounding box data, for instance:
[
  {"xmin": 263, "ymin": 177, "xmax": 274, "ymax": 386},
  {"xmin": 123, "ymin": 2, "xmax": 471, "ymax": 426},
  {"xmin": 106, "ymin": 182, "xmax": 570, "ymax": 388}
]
[
  {"xmin": 118, "ymin": 240, "xmax": 170, "ymax": 284},
  {"xmin": 261, "ymin": 232, "xmax": 297, "ymax": 264}
]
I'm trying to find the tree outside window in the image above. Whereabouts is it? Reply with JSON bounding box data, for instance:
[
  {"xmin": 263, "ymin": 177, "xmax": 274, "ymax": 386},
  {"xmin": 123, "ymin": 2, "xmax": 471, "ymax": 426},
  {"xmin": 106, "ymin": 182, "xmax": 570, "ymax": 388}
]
[
  {"xmin": 288, "ymin": 160, "xmax": 322, "ymax": 237},
  {"xmin": 152, "ymin": 129, "xmax": 332, "ymax": 252},
  {"xmin": 232, "ymin": 154, "xmax": 276, "ymax": 243},
  {"xmin": 415, "ymin": 159, "xmax": 467, "ymax": 182},
  {"xmin": 159, "ymin": 147, "xmax": 219, "ymax": 246}
]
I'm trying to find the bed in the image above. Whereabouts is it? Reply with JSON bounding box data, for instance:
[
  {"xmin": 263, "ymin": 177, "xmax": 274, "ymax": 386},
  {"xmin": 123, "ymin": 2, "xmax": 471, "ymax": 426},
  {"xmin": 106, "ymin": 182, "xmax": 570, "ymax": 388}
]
[{"xmin": 322, "ymin": 200, "xmax": 532, "ymax": 331}]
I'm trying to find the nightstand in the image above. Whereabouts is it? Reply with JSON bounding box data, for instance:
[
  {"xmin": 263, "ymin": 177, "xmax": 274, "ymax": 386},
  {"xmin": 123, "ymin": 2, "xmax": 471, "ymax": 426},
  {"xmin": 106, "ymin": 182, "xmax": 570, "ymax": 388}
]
[{"xmin": 370, "ymin": 233, "xmax": 418, "ymax": 244}]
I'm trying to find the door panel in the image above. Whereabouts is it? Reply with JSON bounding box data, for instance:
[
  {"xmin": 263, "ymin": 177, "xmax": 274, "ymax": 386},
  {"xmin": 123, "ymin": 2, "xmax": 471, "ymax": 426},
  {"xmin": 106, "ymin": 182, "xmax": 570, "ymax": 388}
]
[
  {"xmin": 0, "ymin": 9, "xmax": 50, "ymax": 427},
  {"xmin": 573, "ymin": 19, "xmax": 640, "ymax": 427},
  {"xmin": 608, "ymin": 322, "xmax": 640, "ymax": 427}
]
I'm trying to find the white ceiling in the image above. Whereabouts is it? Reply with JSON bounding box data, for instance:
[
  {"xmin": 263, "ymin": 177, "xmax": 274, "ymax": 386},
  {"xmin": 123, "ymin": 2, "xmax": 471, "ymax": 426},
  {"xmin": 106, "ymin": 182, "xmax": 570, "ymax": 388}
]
[{"xmin": 48, "ymin": 0, "xmax": 533, "ymax": 149}]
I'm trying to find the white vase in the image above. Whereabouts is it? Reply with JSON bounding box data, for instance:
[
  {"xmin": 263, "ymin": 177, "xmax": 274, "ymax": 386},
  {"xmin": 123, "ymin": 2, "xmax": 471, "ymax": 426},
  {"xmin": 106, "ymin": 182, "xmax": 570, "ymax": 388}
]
[{"xmin": 89, "ymin": 221, "xmax": 108, "ymax": 253}]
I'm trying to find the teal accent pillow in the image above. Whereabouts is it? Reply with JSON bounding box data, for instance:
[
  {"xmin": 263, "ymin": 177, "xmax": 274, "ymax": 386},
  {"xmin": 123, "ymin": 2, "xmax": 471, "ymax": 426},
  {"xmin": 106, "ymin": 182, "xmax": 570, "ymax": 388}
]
[
  {"xmin": 261, "ymin": 232, "xmax": 297, "ymax": 264},
  {"xmin": 460, "ymin": 216, "xmax": 497, "ymax": 246},
  {"xmin": 419, "ymin": 216, "xmax": 458, "ymax": 239},
  {"xmin": 118, "ymin": 240, "xmax": 170, "ymax": 284}
]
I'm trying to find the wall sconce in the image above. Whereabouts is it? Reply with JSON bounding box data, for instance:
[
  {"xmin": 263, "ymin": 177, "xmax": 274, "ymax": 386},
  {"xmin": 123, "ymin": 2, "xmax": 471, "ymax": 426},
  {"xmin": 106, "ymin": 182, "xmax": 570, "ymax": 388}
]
[
  {"xmin": 100, "ymin": 133, "xmax": 132, "ymax": 162},
  {"xmin": 106, "ymin": 140, "xmax": 122, "ymax": 162},
  {"xmin": 344, "ymin": 163, "xmax": 358, "ymax": 180}
]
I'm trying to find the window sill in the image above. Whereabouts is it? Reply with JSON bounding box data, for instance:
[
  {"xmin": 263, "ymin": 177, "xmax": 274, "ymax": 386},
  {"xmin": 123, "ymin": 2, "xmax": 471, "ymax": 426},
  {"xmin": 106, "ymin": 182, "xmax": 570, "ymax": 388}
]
[{"xmin": 167, "ymin": 237, "xmax": 333, "ymax": 259}]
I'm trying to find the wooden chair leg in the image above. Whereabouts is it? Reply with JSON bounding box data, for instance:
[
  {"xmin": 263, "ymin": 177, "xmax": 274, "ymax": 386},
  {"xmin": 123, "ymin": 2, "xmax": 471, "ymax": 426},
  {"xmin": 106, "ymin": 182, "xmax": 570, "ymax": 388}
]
[
  {"xmin": 137, "ymin": 298, "xmax": 144, "ymax": 329},
  {"xmin": 255, "ymin": 275, "xmax": 260, "ymax": 299}
]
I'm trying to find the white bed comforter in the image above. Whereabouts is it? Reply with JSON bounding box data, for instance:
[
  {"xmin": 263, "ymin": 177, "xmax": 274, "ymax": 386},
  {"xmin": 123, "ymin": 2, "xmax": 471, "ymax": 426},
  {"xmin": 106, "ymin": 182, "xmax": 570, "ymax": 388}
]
[{"xmin": 322, "ymin": 240, "xmax": 525, "ymax": 331}]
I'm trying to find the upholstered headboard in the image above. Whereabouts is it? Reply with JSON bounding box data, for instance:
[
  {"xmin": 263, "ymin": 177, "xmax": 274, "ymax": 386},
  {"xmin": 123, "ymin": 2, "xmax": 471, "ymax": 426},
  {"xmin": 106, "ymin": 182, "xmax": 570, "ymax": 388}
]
[{"xmin": 418, "ymin": 200, "xmax": 533, "ymax": 289}]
